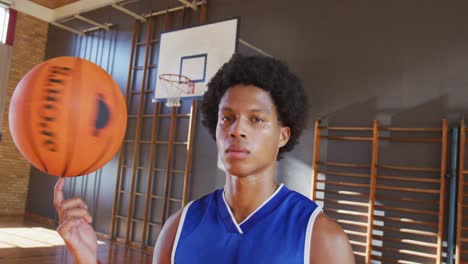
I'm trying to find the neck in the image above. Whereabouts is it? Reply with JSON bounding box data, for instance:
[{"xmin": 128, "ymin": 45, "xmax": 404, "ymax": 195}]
[{"xmin": 224, "ymin": 168, "xmax": 279, "ymax": 224}]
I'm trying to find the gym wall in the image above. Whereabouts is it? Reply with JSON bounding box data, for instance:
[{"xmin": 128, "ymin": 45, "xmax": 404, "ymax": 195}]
[
  {"xmin": 0, "ymin": 11, "xmax": 48, "ymax": 215},
  {"xmin": 0, "ymin": 44, "xmax": 12, "ymax": 142}
]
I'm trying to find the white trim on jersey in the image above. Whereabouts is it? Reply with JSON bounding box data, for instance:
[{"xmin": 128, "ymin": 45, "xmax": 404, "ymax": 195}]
[
  {"xmin": 239, "ymin": 183, "xmax": 285, "ymax": 225},
  {"xmin": 304, "ymin": 207, "xmax": 323, "ymax": 264},
  {"xmin": 222, "ymin": 183, "xmax": 285, "ymax": 234},
  {"xmin": 171, "ymin": 200, "xmax": 194, "ymax": 264},
  {"xmin": 222, "ymin": 191, "xmax": 244, "ymax": 234}
]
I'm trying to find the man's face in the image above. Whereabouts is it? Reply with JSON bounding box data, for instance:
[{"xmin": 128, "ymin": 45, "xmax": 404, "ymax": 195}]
[{"xmin": 216, "ymin": 84, "xmax": 290, "ymax": 177}]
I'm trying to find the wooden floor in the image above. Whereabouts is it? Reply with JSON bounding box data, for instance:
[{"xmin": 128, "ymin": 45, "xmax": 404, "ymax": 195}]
[{"xmin": 0, "ymin": 216, "xmax": 153, "ymax": 264}]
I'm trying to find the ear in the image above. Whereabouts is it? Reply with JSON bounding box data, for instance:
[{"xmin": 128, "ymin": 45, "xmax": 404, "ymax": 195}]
[{"xmin": 278, "ymin": 126, "xmax": 291, "ymax": 148}]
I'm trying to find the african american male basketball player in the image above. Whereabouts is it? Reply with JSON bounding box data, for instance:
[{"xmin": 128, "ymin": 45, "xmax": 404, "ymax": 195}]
[{"xmin": 54, "ymin": 54, "xmax": 355, "ymax": 264}]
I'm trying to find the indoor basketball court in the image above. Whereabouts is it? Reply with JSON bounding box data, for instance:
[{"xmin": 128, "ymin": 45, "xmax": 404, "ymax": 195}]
[{"xmin": 1, "ymin": 1, "xmax": 468, "ymax": 264}]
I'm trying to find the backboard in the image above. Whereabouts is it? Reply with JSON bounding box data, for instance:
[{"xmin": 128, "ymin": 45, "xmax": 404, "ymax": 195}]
[{"xmin": 153, "ymin": 18, "xmax": 239, "ymax": 104}]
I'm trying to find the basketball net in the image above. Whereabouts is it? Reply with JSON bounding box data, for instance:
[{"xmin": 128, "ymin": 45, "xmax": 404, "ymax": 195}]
[{"xmin": 158, "ymin": 74, "xmax": 195, "ymax": 107}]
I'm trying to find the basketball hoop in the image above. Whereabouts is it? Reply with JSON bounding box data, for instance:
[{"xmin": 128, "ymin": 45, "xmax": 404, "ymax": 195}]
[{"xmin": 158, "ymin": 74, "xmax": 195, "ymax": 107}]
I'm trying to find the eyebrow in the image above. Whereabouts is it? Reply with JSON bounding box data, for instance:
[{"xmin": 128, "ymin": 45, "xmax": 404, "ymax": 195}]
[{"xmin": 219, "ymin": 107, "xmax": 271, "ymax": 115}]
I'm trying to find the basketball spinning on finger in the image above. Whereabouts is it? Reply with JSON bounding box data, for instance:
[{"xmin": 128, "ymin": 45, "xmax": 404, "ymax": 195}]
[{"xmin": 8, "ymin": 56, "xmax": 127, "ymax": 177}]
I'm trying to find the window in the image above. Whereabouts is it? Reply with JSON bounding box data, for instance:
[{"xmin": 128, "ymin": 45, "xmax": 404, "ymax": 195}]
[{"xmin": 0, "ymin": 5, "xmax": 9, "ymax": 44}]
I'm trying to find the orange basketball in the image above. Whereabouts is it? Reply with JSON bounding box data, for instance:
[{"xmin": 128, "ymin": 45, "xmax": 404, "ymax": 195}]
[{"xmin": 8, "ymin": 56, "xmax": 127, "ymax": 177}]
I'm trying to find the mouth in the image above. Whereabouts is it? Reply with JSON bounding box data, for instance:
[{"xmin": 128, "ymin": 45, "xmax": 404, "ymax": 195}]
[{"xmin": 225, "ymin": 145, "xmax": 250, "ymax": 159}]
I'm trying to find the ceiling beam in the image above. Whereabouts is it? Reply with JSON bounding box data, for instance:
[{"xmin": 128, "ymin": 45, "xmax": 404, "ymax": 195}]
[
  {"xmin": 11, "ymin": 0, "xmax": 118, "ymax": 22},
  {"xmin": 12, "ymin": 0, "xmax": 54, "ymax": 22},
  {"xmin": 177, "ymin": 0, "xmax": 197, "ymax": 10},
  {"xmin": 111, "ymin": 3, "xmax": 146, "ymax": 22},
  {"xmin": 29, "ymin": 0, "xmax": 79, "ymax": 9},
  {"xmin": 50, "ymin": 21, "xmax": 82, "ymax": 35},
  {"xmin": 74, "ymin": 14, "xmax": 109, "ymax": 30}
]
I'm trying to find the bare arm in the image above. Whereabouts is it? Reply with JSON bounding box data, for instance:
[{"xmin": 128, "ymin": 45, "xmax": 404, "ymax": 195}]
[
  {"xmin": 310, "ymin": 213, "xmax": 355, "ymax": 264},
  {"xmin": 153, "ymin": 210, "xmax": 183, "ymax": 264},
  {"xmin": 54, "ymin": 177, "xmax": 97, "ymax": 264}
]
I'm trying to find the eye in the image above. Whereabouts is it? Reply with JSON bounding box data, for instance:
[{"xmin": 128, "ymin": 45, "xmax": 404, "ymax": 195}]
[
  {"xmin": 252, "ymin": 116, "xmax": 265, "ymax": 123},
  {"xmin": 220, "ymin": 115, "xmax": 233, "ymax": 122}
]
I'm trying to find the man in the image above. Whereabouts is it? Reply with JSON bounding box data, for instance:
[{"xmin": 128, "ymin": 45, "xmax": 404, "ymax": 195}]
[{"xmin": 55, "ymin": 54, "xmax": 355, "ymax": 263}]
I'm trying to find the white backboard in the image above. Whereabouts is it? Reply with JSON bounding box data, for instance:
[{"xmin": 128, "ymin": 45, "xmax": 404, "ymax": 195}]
[{"xmin": 153, "ymin": 18, "xmax": 239, "ymax": 103}]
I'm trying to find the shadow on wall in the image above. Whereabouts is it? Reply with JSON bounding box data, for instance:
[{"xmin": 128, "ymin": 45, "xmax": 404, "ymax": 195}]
[{"xmin": 282, "ymin": 91, "xmax": 463, "ymax": 191}]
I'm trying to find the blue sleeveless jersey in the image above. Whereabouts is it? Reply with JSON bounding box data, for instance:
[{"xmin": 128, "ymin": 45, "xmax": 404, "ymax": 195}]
[{"xmin": 171, "ymin": 184, "xmax": 322, "ymax": 264}]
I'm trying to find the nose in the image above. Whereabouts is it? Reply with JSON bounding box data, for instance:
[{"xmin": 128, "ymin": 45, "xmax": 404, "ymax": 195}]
[{"xmin": 229, "ymin": 118, "xmax": 247, "ymax": 139}]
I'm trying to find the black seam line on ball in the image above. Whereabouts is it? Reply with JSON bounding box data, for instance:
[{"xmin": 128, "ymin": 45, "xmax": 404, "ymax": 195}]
[
  {"xmin": 62, "ymin": 59, "xmax": 80, "ymax": 177},
  {"xmin": 76, "ymin": 71, "xmax": 118, "ymax": 176},
  {"xmin": 27, "ymin": 69, "xmax": 49, "ymax": 174}
]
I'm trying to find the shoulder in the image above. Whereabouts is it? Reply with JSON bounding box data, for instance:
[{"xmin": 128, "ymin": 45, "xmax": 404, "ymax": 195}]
[
  {"xmin": 152, "ymin": 190, "xmax": 220, "ymax": 263},
  {"xmin": 284, "ymin": 188, "xmax": 320, "ymax": 210},
  {"xmin": 273, "ymin": 187, "xmax": 321, "ymax": 224},
  {"xmin": 153, "ymin": 209, "xmax": 183, "ymax": 264},
  {"xmin": 189, "ymin": 189, "xmax": 219, "ymax": 210},
  {"xmin": 310, "ymin": 213, "xmax": 355, "ymax": 264}
]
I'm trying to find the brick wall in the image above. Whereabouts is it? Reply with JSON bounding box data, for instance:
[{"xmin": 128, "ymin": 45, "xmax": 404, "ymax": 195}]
[{"xmin": 0, "ymin": 12, "xmax": 48, "ymax": 215}]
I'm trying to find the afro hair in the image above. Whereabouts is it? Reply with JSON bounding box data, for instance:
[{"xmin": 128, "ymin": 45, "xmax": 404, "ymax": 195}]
[{"xmin": 200, "ymin": 53, "xmax": 307, "ymax": 160}]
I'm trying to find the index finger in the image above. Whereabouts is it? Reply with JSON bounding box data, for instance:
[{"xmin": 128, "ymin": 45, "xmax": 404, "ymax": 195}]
[{"xmin": 54, "ymin": 177, "xmax": 65, "ymax": 209}]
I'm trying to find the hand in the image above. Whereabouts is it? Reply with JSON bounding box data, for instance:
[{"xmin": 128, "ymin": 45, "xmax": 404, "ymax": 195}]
[{"xmin": 54, "ymin": 177, "xmax": 98, "ymax": 264}]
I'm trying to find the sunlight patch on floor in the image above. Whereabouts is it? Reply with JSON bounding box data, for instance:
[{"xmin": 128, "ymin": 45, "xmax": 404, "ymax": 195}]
[{"xmin": 0, "ymin": 227, "xmax": 106, "ymax": 248}]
